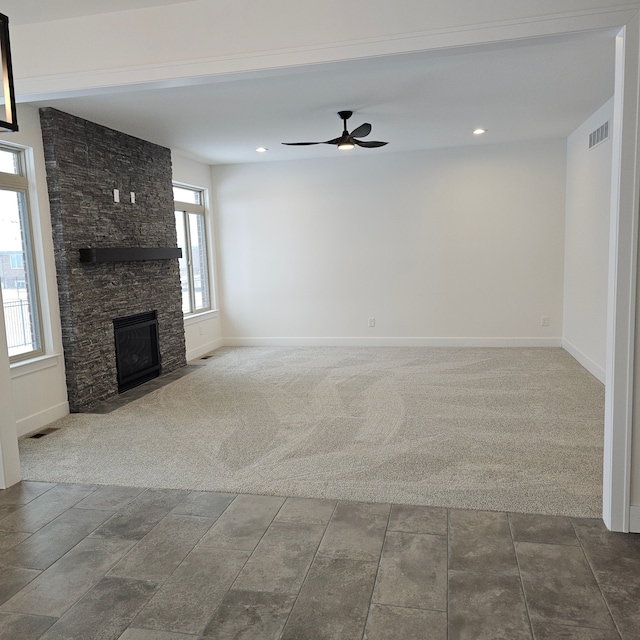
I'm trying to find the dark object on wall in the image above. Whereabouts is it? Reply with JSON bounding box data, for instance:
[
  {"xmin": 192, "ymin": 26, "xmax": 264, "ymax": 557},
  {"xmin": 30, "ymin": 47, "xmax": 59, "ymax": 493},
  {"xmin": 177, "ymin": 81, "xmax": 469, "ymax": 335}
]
[
  {"xmin": 79, "ymin": 247, "xmax": 182, "ymax": 263},
  {"xmin": 283, "ymin": 111, "xmax": 387, "ymax": 149},
  {"xmin": 113, "ymin": 311, "xmax": 161, "ymax": 393},
  {"xmin": 0, "ymin": 13, "xmax": 18, "ymax": 132}
]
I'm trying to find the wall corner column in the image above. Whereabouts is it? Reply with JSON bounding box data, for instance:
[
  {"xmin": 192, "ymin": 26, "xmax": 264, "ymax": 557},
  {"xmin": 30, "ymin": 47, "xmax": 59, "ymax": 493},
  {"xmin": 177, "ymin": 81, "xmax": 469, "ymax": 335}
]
[
  {"xmin": 604, "ymin": 13, "xmax": 640, "ymax": 532},
  {"xmin": 0, "ymin": 287, "xmax": 22, "ymax": 489}
]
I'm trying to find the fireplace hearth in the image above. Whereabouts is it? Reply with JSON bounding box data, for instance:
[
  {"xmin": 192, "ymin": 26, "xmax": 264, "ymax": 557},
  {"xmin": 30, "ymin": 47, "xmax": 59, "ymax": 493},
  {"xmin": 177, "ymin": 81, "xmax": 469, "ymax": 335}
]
[{"xmin": 113, "ymin": 311, "xmax": 161, "ymax": 393}]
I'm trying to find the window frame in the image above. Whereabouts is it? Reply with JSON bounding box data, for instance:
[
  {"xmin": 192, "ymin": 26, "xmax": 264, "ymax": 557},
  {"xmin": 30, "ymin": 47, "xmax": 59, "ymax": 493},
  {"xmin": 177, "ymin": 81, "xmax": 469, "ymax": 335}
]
[
  {"xmin": 0, "ymin": 143, "xmax": 44, "ymax": 362},
  {"xmin": 173, "ymin": 183, "xmax": 214, "ymax": 316}
]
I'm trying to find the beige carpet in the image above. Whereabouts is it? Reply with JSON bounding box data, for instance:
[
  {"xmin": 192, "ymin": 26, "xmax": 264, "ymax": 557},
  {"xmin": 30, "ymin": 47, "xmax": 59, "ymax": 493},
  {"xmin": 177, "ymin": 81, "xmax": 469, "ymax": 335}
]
[{"xmin": 19, "ymin": 347, "xmax": 605, "ymax": 517}]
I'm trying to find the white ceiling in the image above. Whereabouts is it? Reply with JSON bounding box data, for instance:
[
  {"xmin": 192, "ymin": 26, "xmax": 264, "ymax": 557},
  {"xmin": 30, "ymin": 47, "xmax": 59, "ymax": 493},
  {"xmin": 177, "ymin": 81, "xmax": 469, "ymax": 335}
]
[
  {"xmin": 20, "ymin": 21, "xmax": 615, "ymax": 165},
  {"xmin": 2, "ymin": 0, "xmax": 199, "ymax": 25}
]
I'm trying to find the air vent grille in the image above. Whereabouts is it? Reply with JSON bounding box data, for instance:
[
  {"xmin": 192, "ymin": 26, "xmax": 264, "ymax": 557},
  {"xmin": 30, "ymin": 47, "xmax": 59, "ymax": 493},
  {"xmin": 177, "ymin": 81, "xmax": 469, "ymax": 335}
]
[
  {"xmin": 29, "ymin": 427, "xmax": 60, "ymax": 439},
  {"xmin": 589, "ymin": 121, "xmax": 609, "ymax": 149}
]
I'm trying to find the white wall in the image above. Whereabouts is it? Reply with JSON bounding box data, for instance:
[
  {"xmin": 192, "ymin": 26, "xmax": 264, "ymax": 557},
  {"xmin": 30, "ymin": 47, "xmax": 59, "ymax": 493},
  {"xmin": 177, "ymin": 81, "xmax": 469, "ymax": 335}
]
[
  {"xmin": 212, "ymin": 140, "xmax": 566, "ymax": 345},
  {"xmin": 563, "ymin": 99, "xmax": 614, "ymax": 382},
  {"xmin": 171, "ymin": 151, "xmax": 223, "ymax": 360},
  {"xmin": 1, "ymin": 105, "xmax": 69, "ymax": 438}
]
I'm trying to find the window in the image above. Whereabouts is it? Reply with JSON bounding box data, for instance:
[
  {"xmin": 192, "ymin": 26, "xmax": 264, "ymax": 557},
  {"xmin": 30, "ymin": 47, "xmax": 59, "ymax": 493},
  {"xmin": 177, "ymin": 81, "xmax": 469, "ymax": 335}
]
[
  {"xmin": 173, "ymin": 184, "xmax": 212, "ymax": 315},
  {"xmin": 9, "ymin": 253, "xmax": 23, "ymax": 270},
  {"xmin": 0, "ymin": 145, "xmax": 43, "ymax": 360}
]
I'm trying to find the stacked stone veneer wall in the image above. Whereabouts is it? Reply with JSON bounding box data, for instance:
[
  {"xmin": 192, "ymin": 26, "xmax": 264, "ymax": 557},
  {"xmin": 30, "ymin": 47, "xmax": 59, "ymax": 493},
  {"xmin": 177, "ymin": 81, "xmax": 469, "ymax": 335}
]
[{"xmin": 40, "ymin": 107, "xmax": 186, "ymax": 412}]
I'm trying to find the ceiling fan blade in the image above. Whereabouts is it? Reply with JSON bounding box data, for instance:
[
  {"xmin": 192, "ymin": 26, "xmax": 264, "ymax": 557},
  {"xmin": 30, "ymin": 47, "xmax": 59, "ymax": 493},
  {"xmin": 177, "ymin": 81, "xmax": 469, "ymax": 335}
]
[
  {"xmin": 281, "ymin": 142, "xmax": 323, "ymax": 146},
  {"xmin": 350, "ymin": 123, "xmax": 372, "ymax": 138},
  {"xmin": 354, "ymin": 140, "xmax": 388, "ymax": 148}
]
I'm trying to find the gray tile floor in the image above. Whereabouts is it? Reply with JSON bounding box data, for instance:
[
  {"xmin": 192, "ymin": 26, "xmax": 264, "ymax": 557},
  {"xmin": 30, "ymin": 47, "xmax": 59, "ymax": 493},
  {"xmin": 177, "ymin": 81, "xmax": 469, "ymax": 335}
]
[{"xmin": 0, "ymin": 482, "xmax": 639, "ymax": 639}]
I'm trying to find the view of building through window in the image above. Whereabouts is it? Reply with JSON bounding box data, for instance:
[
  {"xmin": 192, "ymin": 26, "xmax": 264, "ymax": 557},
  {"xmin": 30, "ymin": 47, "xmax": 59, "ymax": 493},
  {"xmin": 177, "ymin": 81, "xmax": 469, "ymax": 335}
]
[
  {"xmin": 173, "ymin": 185, "xmax": 211, "ymax": 315},
  {"xmin": 0, "ymin": 146, "xmax": 43, "ymax": 360}
]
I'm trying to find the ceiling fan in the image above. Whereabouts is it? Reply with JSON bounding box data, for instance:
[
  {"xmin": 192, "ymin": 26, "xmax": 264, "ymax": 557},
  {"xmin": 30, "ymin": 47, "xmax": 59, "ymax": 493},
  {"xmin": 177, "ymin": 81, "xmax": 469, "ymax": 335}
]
[{"xmin": 282, "ymin": 110, "xmax": 388, "ymax": 150}]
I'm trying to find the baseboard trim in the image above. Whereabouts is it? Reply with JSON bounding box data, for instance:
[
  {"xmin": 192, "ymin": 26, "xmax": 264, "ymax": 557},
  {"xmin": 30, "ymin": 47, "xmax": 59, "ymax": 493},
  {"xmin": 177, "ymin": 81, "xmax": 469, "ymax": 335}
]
[
  {"xmin": 16, "ymin": 401, "xmax": 70, "ymax": 438},
  {"xmin": 186, "ymin": 338, "xmax": 224, "ymax": 362},
  {"xmin": 561, "ymin": 339, "xmax": 606, "ymax": 383},
  {"xmin": 222, "ymin": 337, "xmax": 563, "ymax": 348},
  {"xmin": 629, "ymin": 506, "xmax": 640, "ymax": 533}
]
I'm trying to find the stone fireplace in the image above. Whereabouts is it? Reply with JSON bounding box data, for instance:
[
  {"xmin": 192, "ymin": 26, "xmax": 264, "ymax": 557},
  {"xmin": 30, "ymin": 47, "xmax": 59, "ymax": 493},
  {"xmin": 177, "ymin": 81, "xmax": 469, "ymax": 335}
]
[{"xmin": 40, "ymin": 108, "xmax": 186, "ymax": 412}]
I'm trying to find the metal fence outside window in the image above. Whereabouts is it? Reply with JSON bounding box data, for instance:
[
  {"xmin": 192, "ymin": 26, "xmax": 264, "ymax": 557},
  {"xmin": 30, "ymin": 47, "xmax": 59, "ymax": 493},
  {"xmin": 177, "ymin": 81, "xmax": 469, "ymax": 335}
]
[{"xmin": 3, "ymin": 298, "xmax": 33, "ymax": 350}]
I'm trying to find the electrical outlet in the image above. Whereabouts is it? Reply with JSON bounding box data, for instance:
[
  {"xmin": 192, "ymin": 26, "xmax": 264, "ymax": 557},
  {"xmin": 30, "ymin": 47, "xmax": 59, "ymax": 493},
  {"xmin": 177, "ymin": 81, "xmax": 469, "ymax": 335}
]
[
  {"xmin": 198, "ymin": 326, "xmax": 203, "ymax": 336},
  {"xmin": 541, "ymin": 316, "xmax": 549, "ymax": 327},
  {"xmin": 130, "ymin": 192, "xmax": 136, "ymax": 204},
  {"xmin": 368, "ymin": 317, "xmax": 375, "ymax": 328},
  {"xmin": 113, "ymin": 188, "xmax": 120, "ymax": 203}
]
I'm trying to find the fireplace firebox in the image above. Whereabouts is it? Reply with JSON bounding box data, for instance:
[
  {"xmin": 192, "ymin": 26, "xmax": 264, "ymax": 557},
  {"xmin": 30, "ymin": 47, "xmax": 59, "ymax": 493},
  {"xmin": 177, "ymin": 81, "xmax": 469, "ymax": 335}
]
[{"xmin": 113, "ymin": 311, "xmax": 161, "ymax": 393}]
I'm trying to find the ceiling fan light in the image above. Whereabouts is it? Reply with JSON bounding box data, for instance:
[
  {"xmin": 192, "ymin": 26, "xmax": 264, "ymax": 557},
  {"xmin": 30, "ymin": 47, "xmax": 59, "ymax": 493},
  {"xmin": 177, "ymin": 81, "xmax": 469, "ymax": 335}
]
[{"xmin": 338, "ymin": 142, "xmax": 355, "ymax": 150}]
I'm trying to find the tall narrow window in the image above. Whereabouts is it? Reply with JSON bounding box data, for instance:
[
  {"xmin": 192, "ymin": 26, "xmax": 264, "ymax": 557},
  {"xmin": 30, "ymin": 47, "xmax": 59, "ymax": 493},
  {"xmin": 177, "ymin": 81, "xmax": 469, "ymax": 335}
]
[
  {"xmin": 0, "ymin": 145, "xmax": 43, "ymax": 360},
  {"xmin": 173, "ymin": 184, "xmax": 212, "ymax": 315}
]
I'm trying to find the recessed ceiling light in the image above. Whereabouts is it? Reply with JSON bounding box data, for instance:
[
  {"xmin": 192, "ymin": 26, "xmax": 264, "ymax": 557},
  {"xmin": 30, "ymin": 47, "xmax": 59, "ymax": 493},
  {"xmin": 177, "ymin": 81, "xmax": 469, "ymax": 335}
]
[
  {"xmin": 256, "ymin": 147, "xmax": 268, "ymax": 153},
  {"xmin": 473, "ymin": 128, "xmax": 487, "ymax": 135}
]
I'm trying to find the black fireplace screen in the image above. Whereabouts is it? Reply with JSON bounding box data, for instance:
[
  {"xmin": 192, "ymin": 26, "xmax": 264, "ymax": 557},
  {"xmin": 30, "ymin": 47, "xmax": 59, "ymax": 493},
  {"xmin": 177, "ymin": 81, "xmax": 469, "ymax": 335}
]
[{"xmin": 113, "ymin": 311, "xmax": 161, "ymax": 393}]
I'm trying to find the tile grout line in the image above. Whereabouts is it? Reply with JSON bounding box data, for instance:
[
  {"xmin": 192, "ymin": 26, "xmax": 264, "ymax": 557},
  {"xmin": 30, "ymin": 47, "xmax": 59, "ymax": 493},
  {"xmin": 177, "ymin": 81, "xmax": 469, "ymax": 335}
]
[
  {"xmin": 0, "ymin": 481, "xmax": 60, "ymax": 515},
  {"xmin": 0, "ymin": 484, "xmax": 106, "ymax": 577},
  {"xmin": 86, "ymin": 487, "xmax": 151, "ymax": 538},
  {"xmin": 0, "ymin": 482, "xmax": 100, "ymax": 537},
  {"xmin": 114, "ymin": 504, "xmax": 228, "ymax": 590},
  {"xmin": 21, "ymin": 548, "xmax": 156, "ymax": 630},
  {"xmin": 359, "ymin": 501, "xmax": 393, "ymax": 640},
  {"xmin": 129, "ymin": 491, "xmax": 246, "ymax": 637},
  {"xmin": 569, "ymin": 518, "xmax": 624, "ymax": 640},
  {"xmin": 364, "ymin": 601, "xmax": 448, "ymax": 614},
  {"xmin": 0, "ymin": 485, "xmax": 119, "ymax": 620},
  {"xmin": 225, "ymin": 494, "xmax": 289, "ymax": 585},
  {"xmin": 46, "ymin": 573, "xmax": 164, "ymax": 639},
  {"xmin": 192, "ymin": 494, "xmax": 289, "ymax": 637},
  {"xmin": 1, "ymin": 507, "xmax": 121, "ymax": 573},
  {"xmin": 277, "ymin": 499, "xmax": 340, "ymax": 640},
  {"xmin": 75, "ymin": 485, "xmax": 146, "ymax": 512},
  {"xmin": 507, "ymin": 512, "xmax": 536, "ymax": 640},
  {"xmin": 97, "ymin": 490, "xmax": 239, "ymax": 637}
]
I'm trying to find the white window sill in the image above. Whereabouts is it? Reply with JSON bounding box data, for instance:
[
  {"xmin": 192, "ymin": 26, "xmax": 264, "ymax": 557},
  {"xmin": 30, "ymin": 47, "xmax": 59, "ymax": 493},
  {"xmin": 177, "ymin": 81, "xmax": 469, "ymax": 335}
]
[
  {"xmin": 184, "ymin": 309, "xmax": 219, "ymax": 326},
  {"xmin": 10, "ymin": 353, "xmax": 62, "ymax": 379}
]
